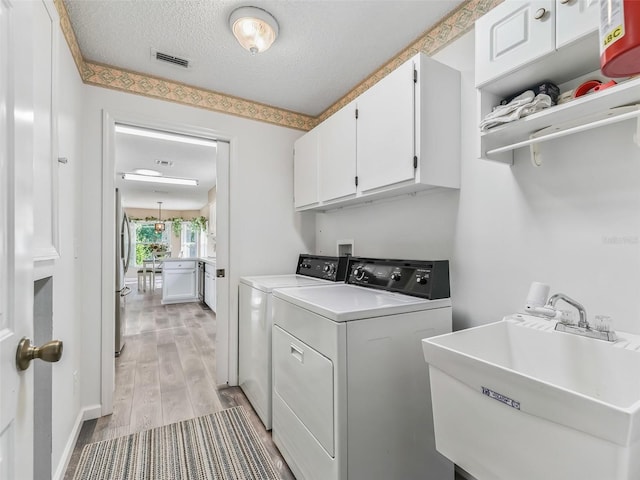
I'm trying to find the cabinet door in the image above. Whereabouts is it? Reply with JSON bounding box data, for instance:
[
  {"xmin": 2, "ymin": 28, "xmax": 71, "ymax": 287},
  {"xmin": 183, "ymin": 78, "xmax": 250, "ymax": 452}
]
[
  {"xmin": 356, "ymin": 59, "xmax": 415, "ymax": 193},
  {"xmin": 475, "ymin": 0, "xmax": 555, "ymax": 87},
  {"xmin": 555, "ymin": 0, "xmax": 599, "ymax": 48},
  {"xmin": 293, "ymin": 128, "xmax": 319, "ymax": 209},
  {"xmin": 164, "ymin": 269, "xmax": 196, "ymax": 301},
  {"xmin": 318, "ymin": 102, "xmax": 357, "ymax": 202}
]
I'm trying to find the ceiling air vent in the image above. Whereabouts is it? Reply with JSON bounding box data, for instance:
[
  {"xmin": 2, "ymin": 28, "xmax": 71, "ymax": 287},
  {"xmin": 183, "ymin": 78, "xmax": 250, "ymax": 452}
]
[
  {"xmin": 155, "ymin": 159, "xmax": 174, "ymax": 167},
  {"xmin": 152, "ymin": 49, "xmax": 190, "ymax": 69}
]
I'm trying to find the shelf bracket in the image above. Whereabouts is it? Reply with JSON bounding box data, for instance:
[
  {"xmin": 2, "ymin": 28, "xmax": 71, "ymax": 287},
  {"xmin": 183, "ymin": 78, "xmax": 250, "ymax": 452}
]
[{"xmin": 529, "ymin": 136, "xmax": 542, "ymax": 167}]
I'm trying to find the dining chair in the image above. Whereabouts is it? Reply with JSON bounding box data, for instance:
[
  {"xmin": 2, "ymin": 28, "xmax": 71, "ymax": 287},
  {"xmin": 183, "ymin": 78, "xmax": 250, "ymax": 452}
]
[{"xmin": 151, "ymin": 251, "xmax": 170, "ymax": 291}]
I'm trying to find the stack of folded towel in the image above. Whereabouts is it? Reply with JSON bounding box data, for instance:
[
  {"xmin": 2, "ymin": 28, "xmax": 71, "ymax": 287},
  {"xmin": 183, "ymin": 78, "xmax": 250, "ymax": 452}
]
[{"xmin": 480, "ymin": 90, "xmax": 552, "ymax": 131}]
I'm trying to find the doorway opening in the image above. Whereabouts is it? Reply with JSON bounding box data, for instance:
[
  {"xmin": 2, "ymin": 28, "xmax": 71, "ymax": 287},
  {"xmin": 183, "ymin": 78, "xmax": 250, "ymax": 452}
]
[{"xmin": 100, "ymin": 111, "xmax": 230, "ymax": 418}]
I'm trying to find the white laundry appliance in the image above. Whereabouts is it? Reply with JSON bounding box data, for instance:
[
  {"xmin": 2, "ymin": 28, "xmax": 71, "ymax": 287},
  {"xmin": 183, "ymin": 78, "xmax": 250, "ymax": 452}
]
[
  {"xmin": 271, "ymin": 257, "xmax": 454, "ymax": 480},
  {"xmin": 239, "ymin": 254, "xmax": 348, "ymax": 430}
]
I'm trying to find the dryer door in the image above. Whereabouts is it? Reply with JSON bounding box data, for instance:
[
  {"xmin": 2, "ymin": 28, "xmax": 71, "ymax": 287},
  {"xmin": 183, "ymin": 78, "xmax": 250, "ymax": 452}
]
[{"xmin": 273, "ymin": 325, "xmax": 335, "ymax": 456}]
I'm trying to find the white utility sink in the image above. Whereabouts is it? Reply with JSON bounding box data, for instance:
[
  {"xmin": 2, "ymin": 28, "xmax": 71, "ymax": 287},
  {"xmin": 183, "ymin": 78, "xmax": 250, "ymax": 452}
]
[{"xmin": 422, "ymin": 314, "xmax": 640, "ymax": 480}]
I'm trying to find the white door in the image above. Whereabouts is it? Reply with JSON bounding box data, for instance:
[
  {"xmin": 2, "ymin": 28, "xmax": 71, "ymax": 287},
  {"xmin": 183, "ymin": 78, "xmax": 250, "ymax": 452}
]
[
  {"xmin": 356, "ymin": 58, "xmax": 415, "ymax": 193},
  {"xmin": 318, "ymin": 102, "xmax": 357, "ymax": 203},
  {"xmin": 215, "ymin": 141, "xmax": 231, "ymax": 385},
  {"xmin": 1, "ymin": 1, "xmax": 36, "ymax": 478},
  {"xmin": 555, "ymin": 0, "xmax": 599, "ymax": 48},
  {"xmin": 475, "ymin": 0, "xmax": 555, "ymax": 87},
  {"xmin": 293, "ymin": 128, "xmax": 319, "ymax": 209}
]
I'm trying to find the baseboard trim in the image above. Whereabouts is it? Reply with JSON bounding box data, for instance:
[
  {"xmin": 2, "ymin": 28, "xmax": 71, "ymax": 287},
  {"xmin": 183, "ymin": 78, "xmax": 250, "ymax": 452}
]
[{"xmin": 52, "ymin": 404, "xmax": 102, "ymax": 480}]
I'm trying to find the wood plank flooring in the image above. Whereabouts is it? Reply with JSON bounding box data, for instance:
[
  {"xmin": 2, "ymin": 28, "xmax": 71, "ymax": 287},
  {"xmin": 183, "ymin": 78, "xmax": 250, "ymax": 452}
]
[{"xmin": 64, "ymin": 281, "xmax": 295, "ymax": 480}]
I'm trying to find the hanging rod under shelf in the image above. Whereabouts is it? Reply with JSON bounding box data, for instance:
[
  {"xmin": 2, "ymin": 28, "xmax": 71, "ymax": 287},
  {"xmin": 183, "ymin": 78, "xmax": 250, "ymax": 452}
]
[{"xmin": 485, "ymin": 104, "xmax": 640, "ymax": 157}]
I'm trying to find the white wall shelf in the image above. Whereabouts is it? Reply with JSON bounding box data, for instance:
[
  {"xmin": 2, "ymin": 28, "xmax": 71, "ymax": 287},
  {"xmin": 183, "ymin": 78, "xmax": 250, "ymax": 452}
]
[{"xmin": 480, "ymin": 76, "xmax": 640, "ymax": 164}]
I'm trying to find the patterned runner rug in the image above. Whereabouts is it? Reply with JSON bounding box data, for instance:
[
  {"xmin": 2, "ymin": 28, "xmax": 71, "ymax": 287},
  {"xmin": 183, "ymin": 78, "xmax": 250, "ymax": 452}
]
[{"xmin": 72, "ymin": 406, "xmax": 279, "ymax": 480}]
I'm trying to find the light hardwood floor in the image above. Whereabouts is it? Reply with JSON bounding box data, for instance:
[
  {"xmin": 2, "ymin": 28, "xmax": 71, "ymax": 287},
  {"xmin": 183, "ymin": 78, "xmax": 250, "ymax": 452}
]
[{"xmin": 64, "ymin": 281, "xmax": 295, "ymax": 480}]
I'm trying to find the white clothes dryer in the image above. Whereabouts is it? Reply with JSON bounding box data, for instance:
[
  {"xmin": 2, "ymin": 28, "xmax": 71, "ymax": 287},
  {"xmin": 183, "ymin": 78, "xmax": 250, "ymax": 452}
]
[
  {"xmin": 271, "ymin": 257, "xmax": 454, "ymax": 480},
  {"xmin": 238, "ymin": 254, "xmax": 348, "ymax": 430}
]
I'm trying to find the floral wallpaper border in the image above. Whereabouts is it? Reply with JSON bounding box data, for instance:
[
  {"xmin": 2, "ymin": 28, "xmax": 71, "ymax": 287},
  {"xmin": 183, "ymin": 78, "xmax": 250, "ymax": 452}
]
[{"xmin": 54, "ymin": 0, "xmax": 502, "ymax": 131}]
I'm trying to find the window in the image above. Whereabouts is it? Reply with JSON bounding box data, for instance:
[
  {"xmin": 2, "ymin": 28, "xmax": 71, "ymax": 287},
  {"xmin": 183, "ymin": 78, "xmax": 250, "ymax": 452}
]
[
  {"xmin": 132, "ymin": 221, "xmax": 170, "ymax": 266},
  {"xmin": 180, "ymin": 222, "xmax": 198, "ymax": 258}
]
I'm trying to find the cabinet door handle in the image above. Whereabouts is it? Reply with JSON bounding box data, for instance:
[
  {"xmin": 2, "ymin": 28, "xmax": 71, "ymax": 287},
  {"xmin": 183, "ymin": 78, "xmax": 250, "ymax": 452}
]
[
  {"xmin": 290, "ymin": 343, "xmax": 304, "ymax": 363},
  {"xmin": 534, "ymin": 7, "xmax": 547, "ymax": 20}
]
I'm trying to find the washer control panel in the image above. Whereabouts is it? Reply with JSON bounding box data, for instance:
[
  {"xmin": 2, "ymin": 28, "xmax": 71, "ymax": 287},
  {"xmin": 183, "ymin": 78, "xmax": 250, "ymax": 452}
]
[
  {"xmin": 296, "ymin": 254, "xmax": 349, "ymax": 282},
  {"xmin": 347, "ymin": 257, "xmax": 450, "ymax": 299}
]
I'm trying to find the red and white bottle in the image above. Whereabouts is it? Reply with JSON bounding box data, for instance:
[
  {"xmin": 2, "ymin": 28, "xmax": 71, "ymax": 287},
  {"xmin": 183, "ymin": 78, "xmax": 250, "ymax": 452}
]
[{"xmin": 600, "ymin": 0, "xmax": 640, "ymax": 77}]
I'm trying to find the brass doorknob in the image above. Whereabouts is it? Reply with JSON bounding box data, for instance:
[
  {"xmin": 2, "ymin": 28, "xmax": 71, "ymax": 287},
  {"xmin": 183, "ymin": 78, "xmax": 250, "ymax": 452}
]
[{"xmin": 16, "ymin": 337, "xmax": 63, "ymax": 371}]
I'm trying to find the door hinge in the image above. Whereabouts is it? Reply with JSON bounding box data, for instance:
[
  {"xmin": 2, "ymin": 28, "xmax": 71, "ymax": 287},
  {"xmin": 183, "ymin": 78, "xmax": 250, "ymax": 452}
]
[
  {"xmin": 355, "ymin": 176, "xmax": 359, "ymax": 187},
  {"xmin": 355, "ymin": 108, "xmax": 359, "ymax": 119},
  {"xmin": 413, "ymin": 156, "xmax": 418, "ymax": 168},
  {"xmin": 414, "ymin": 69, "xmax": 417, "ymax": 83}
]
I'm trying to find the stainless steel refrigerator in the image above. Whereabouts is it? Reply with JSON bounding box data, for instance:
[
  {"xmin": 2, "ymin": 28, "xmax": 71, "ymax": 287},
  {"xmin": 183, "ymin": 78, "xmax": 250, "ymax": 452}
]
[{"xmin": 115, "ymin": 188, "xmax": 132, "ymax": 356}]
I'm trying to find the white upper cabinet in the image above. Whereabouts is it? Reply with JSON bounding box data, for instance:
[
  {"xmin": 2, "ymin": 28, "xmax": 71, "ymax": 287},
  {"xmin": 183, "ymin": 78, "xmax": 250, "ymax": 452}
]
[
  {"xmin": 293, "ymin": 126, "xmax": 319, "ymax": 209},
  {"xmin": 356, "ymin": 60, "xmax": 415, "ymax": 193},
  {"xmin": 318, "ymin": 102, "xmax": 357, "ymax": 203},
  {"xmin": 294, "ymin": 52, "xmax": 460, "ymax": 212},
  {"xmin": 475, "ymin": 1, "xmax": 555, "ymax": 88},
  {"xmin": 475, "ymin": 0, "xmax": 611, "ymax": 163},
  {"xmin": 556, "ymin": 0, "xmax": 599, "ymax": 49}
]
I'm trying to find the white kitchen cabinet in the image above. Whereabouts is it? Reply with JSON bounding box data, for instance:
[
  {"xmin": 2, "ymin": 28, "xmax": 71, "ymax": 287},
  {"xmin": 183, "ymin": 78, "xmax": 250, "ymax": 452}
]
[
  {"xmin": 294, "ymin": 52, "xmax": 460, "ymax": 212},
  {"xmin": 204, "ymin": 262, "xmax": 216, "ymax": 312},
  {"xmin": 475, "ymin": 1, "xmax": 555, "ymax": 88},
  {"xmin": 556, "ymin": 0, "xmax": 599, "ymax": 48},
  {"xmin": 475, "ymin": 0, "xmax": 600, "ymax": 91},
  {"xmin": 356, "ymin": 60, "xmax": 415, "ymax": 193},
  {"xmin": 293, "ymin": 126, "xmax": 320, "ymax": 209},
  {"xmin": 162, "ymin": 260, "xmax": 198, "ymax": 304},
  {"xmin": 318, "ymin": 101, "xmax": 357, "ymax": 203}
]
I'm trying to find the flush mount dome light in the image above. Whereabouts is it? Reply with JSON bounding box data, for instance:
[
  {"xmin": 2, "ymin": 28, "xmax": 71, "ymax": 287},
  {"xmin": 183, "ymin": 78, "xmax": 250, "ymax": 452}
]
[{"xmin": 229, "ymin": 6, "xmax": 279, "ymax": 55}]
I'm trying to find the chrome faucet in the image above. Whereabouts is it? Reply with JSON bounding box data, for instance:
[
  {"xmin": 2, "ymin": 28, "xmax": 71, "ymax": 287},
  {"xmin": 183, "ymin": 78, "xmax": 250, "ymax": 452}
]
[
  {"xmin": 545, "ymin": 293, "xmax": 588, "ymax": 328},
  {"xmin": 545, "ymin": 292, "xmax": 617, "ymax": 342}
]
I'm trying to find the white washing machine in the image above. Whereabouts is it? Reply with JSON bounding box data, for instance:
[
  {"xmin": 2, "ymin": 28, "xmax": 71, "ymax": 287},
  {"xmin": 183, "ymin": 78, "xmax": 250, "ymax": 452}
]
[
  {"xmin": 271, "ymin": 257, "xmax": 454, "ymax": 480},
  {"xmin": 239, "ymin": 254, "xmax": 348, "ymax": 430}
]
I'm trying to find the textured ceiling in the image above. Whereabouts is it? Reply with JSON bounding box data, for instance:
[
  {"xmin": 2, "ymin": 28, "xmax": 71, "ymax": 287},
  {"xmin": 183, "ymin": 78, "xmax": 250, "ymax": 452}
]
[{"xmin": 63, "ymin": 0, "xmax": 465, "ymax": 116}]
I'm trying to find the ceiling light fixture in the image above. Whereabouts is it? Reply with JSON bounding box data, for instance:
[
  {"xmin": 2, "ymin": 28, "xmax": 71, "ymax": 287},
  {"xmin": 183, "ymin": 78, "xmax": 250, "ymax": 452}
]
[
  {"xmin": 115, "ymin": 124, "xmax": 217, "ymax": 148},
  {"xmin": 229, "ymin": 6, "xmax": 279, "ymax": 55},
  {"xmin": 122, "ymin": 172, "xmax": 199, "ymax": 186},
  {"xmin": 133, "ymin": 168, "xmax": 162, "ymax": 176},
  {"xmin": 155, "ymin": 201, "xmax": 165, "ymax": 233}
]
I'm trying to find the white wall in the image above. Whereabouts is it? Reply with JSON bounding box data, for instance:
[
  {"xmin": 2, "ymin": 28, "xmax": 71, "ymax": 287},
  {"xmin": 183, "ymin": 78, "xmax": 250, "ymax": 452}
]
[
  {"xmin": 316, "ymin": 31, "xmax": 640, "ymax": 334},
  {"xmin": 80, "ymin": 87, "xmax": 315, "ymax": 406},
  {"xmin": 50, "ymin": 18, "xmax": 85, "ymax": 479}
]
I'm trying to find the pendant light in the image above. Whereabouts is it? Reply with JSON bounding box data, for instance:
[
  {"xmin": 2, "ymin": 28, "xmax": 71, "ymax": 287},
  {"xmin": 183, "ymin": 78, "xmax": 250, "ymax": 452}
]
[
  {"xmin": 155, "ymin": 201, "xmax": 165, "ymax": 233},
  {"xmin": 229, "ymin": 6, "xmax": 279, "ymax": 55}
]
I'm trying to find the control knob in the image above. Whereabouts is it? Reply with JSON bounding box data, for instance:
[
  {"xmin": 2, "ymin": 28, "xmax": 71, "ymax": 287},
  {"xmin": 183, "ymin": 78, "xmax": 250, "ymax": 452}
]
[
  {"xmin": 353, "ymin": 267, "xmax": 366, "ymax": 281},
  {"xmin": 390, "ymin": 272, "xmax": 402, "ymax": 281},
  {"xmin": 416, "ymin": 275, "xmax": 428, "ymax": 285},
  {"xmin": 323, "ymin": 264, "xmax": 335, "ymax": 275}
]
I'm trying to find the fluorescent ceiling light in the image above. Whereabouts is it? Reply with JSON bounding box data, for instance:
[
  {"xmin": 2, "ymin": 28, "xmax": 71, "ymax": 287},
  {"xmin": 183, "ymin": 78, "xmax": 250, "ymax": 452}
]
[
  {"xmin": 133, "ymin": 168, "xmax": 162, "ymax": 176},
  {"xmin": 122, "ymin": 173, "xmax": 198, "ymax": 186},
  {"xmin": 115, "ymin": 124, "xmax": 217, "ymax": 148}
]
